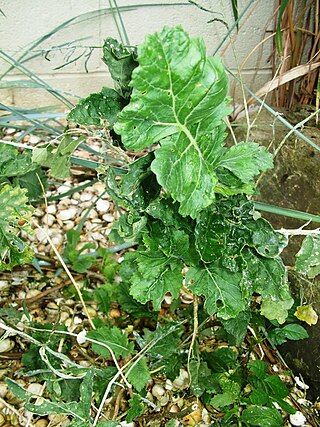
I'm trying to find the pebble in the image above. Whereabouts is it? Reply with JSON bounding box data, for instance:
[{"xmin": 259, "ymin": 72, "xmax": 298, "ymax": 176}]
[
  {"xmin": 88, "ymin": 209, "xmax": 98, "ymax": 219},
  {"xmin": 57, "ymin": 184, "xmax": 72, "ymax": 194},
  {"xmin": 50, "ymin": 232, "xmax": 64, "ymax": 247},
  {"xmin": 0, "ymin": 382, "xmax": 7, "ymax": 398},
  {"xmin": 70, "ymin": 198, "xmax": 79, "ymax": 205},
  {"xmin": 102, "ymin": 214, "xmax": 114, "ymax": 222},
  {"xmin": 57, "ymin": 207, "xmax": 78, "ymax": 221},
  {"xmin": 28, "ymin": 134, "xmax": 41, "ymax": 144},
  {"xmin": 35, "ymin": 419, "xmax": 49, "ymax": 427},
  {"xmin": 96, "ymin": 199, "xmax": 110, "ymax": 213},
  {"xmin": 80, "ymin": 192, "xmax": 92, "ymax": 202},
  {"xmin": 26, "ymin": 289, "xmax": 42, "ymax": 299},
  {"xmin": 90, "ymin": 232, "xmax": 105, "ymax": 242},
  {"xmin": 0, "ymin": 338, "xmax": 14, "ymax": 353},
  {"xmin": 42, "ymin": 214, "xmax": 55, "ymax": 227},
  {"xmin": 289, "ymin": 411, "xmax": 307, "ymax": 426},
  {"xmin": 36, "ymin": 228, "xmax": 47, "ymax": 242},
  {"xmin": 63, "ymin": 220, "xmax": 75, "ymax": 231},
  {"xmin": 27, "ymin": 383, "xmax": 43, "ymax": 395},
  {"xmin": 47, "ymin": 204, "xmax": 56, "ymax": 215},
  {"xmin": 5, "ymin": 127, "xmax": 16, "ymax": 135},
  {"xmin": 0, "ymin": 280, "xmax": 9, "ymax": 290}
]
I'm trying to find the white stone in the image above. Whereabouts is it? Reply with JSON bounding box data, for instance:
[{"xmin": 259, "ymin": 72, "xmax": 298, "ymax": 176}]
[
  {"xmin": 102, "ymin": 214, "xmax": 114, "ymax": 222},
  {"xmin": 90, "ymin": 232, "xmax": 105, "ymax": 242},
  {"xmin": 47, "ymin": 204, "xmax": 56, "ymax": 215},
  {"xmin": 57, "ymin": 207, "xmax": 78, "ymax": 221},
  {"xmin": 42, "ymin": 214, "xmax": 55, "ymax": 227},
  {"xmin": 28, "ymin": 134, "xmax": 41, "ymax": 144},
  {"xmin": 57, "ymin": 184, "xmax": 72, "ymax": 194},
  {"xmin": 36, "ymin": 228, "xmax": 47, "ymax": 242},
  {"xmin": 50, "ymin": 232, "xmax": 64, "ymax": 247},
  {"xmin": 289, "ymin": 411, "xmax": 306, "ymax": 426},
  {"xmin": 88, "ymin": 209, "xmax": 98, "ymax": 219},
  {"xmin": 76, "ymin": 330, "xmax": 87, "ymax": 345},
  {"xmin": 6, "ymin": 128, "xmax": 16, "ymax": 135},
  {"xmin": 0, "ymin": 382, "xmax": 7, "ymax": 398},
  {"xmin": 26, "ymin": 289, "xmax": 41, "ymax": 299},
  {"xmin": 80, "ymin": 192, "xmax": 92, "ymax": 202},
  {"xmin": 63, "ymin": 220, "xmax": 75, "ymax": 231},
  {"xmin": 294, "ymin": 376, "xmax": 309, "ymax": 390},
  {"xmin": 70, "ymin": 198, "xmax": 79, "ymax": 205},
  {"xmin": 27, "ymin": 383, "xmax": 43, "ymax": 395},
  {"xmin": 96, "ymin": 199, "xmax": 110, "ymax": 213},
  {"xmin": 0, "ymin": 338, "xmax": 14, "ymax": 353},
  {"xmin": 0, "ymin": 280, "xmax": 9, "ymax": 291}
]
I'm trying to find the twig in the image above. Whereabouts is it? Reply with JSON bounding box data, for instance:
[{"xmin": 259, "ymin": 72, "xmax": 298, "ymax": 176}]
[
  {"xmin": 187, "ymin": 295, "xmax": 198, "ymax": 385},
  {"xmin": 0, "ymin": 276, "xmax": 81, "ymax": 306},
  {"xmin": 33, "ymin": 222, "xmax": 95, "ymax": 330}
]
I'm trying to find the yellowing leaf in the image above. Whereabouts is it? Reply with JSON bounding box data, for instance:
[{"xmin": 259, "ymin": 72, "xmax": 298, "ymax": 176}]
[{"xmin": 295, "ymin": 305, "xmax": 318, "ymax": 326}]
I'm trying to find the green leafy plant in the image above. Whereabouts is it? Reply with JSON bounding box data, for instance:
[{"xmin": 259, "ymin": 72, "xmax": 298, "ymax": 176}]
[{"xmin": 4, "ymin": 24, "xmax": 319, "ymax": 427}]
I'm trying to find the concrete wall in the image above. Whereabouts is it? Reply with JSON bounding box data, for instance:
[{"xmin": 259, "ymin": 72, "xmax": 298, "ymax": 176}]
[{"xmin": 0, "ymin": 0, "xmax": 275, "ymax": 109}]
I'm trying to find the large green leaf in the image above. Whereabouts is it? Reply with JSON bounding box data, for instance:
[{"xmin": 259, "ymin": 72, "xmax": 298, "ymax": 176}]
[
  {"xmin": 129, "ymin": 251, "xmax": 183, "ymax": 310},
  {"xmin": 296, "ymin": 235, "xmax": 320, "ymax": 278},
  {"xmin": 67, "ymin": 87, "xmax": 123, "ymax": 127},
  {"xmin": 115, "ymin": 26, "xmax": 272, "ymax": 218},
  {"xmin": 0, "ymin": 184, "xmax": 34, "ymax": 270},
  {"xmin": 114, "ymin": 26, "xmax": 229, "ymax": 218},
  {"xmin": 187, "ymin": 264, "xmax": 245, "ymax": 319}
]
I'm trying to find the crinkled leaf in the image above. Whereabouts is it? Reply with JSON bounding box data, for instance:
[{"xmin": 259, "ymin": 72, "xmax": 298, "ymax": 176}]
[
  {"xmin": 295, "ymin": 305, "xmax": 318, "ymax": 326},
  {"xmin": 87, "ymin": 326, "xmax": 134, "ymax": 358},
  {"xmin": 216, "ymin": 142, "xmax": 273, "ymax": 184},
  {"xmin": 204, "ymin": 347, "xmax": 238, "ymax": 373},
  {"xmin": 241, "ymin": 406, "xmax": 283, "ymax": 427},
  {"xmin": 210, "ymin": 378, "xmax": 241, "ymax": 408},
  {"xmin": 103, "ymin": 37, "xmax": 138, "ymax": 98},
  {"xmin": 130, "ymin": 251, "xmax": 183, "ymax": 310},
  {"xmin": 126, "ymin": 394, "xmax": 145, "ymax": 423},
  {"xmin": 296, "ymin": 235, "xmax": 320, "ymax": 278},
  {"xmin": 221, "ymin": 310, "xmax": 250, "ymax": 345},
  {"xmin": 261, "ymin": 293, "xmax": 293, "ymax": 324},
  {"xmin": 0, "ymin": 184, "xmax": 34, "ymax": 270},
  {"xmin": 189, "ymin": 360, "xmax": 217, "ymax": 396},
  {"xmin": 80, "ymin": 368, "xmax": 94, "ymax": 418},
  {"xmin": 114, "ymin": 26, "xmax": 230, "ymax": 218},
  {"xmin": 141, "ymin": 322, "xmax": 181, "ymax": 360},
  {"xmin": 126, "ymin": 358, "xmax": 150, "ymax": 392},
  {"xmin": 67, "ymin": 87, "xmax": 123, "ymax": 127},
  {"xmin": 268, "ymin": 324, "xmax": 309, "ymax": 345},
  {"xmin": 33, "ymin": 135, "xmax": 85, "ymax": 179},
  {"xmin": 242, "ymin": 250, "xmax": 293, "ymax": 322},
  {"xmin": 114, "ymin": 281, "xmax": 155, "ymax": 319},
  {"xmin": 13, "ymin": 167, "xmax": 47, "ymax": 200},
  {"xmin": 248, "ymin": 360, "xmax": 268, "ymax": 380},
  {"xmin": 113, "ymin": 153, "xmax": 161, "ymax": 210},
  {"xmin": 94, "ymin": 284, "xmax": 112, "ymax": 314},
  {"xmin": 187, "ymin": 264, "xmax": 245, "ymax": 319},
  {"xmin": 0, "ymin": 144, "xmax": 37, "ymax": 177}
]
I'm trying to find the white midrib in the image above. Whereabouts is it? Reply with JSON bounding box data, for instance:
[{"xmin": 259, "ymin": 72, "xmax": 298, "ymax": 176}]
[{"xmin": 158, "ymin": 44, "xmax": 204, "ymax": 163}]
